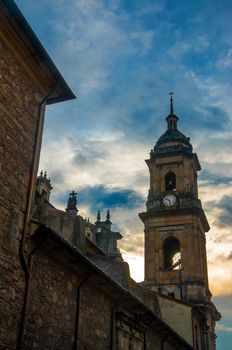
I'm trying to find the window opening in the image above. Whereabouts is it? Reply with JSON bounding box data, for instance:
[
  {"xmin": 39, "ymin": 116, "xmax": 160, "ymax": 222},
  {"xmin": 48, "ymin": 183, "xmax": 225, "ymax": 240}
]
[
  {"xmin": 172, "ymin": 251, "xmax": 181, "ymax": 270},
  {"xmin": 163, "ymin": 237, "xmax": 181, "ymax": 270},
  {"xmin": 165, "ymin": 172, "xmax": 176, "ymax": 191}
]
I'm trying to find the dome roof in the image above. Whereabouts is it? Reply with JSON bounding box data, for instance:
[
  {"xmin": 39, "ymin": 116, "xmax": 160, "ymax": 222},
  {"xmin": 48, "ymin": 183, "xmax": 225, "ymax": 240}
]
[
  {"xmin": 153, "ymin": 126, "xmax": 193, "ymax": 154},
  {"xmin": 152, "ymin": 94, "xmax": 192, "ymax": 155}
]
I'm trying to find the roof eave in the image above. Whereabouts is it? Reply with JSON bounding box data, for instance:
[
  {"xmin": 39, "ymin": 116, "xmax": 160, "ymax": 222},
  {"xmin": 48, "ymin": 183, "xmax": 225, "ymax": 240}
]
[{"xmin": 1, "ymin": 0, "xmax": 76, "ymax": 104}]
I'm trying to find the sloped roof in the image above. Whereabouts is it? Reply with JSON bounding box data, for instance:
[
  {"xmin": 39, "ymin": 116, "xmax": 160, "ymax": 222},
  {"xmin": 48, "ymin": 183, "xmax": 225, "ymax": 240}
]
[{"xmin": 31, "ymin": 222, "xmax": 194, "ymax": 349}]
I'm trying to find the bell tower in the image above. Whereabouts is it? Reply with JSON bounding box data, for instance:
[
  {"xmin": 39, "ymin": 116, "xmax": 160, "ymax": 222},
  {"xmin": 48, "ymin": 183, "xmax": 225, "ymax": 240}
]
[{"xmin": 139, "ymin": 93, "xmax": 211, "ymax": 302}]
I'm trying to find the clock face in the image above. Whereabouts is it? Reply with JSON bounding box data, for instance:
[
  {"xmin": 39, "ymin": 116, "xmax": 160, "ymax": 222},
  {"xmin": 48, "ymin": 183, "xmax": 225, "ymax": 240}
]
[{"xmin": 163, "ymin": 194, "xmax": 176, "ymax": 207}]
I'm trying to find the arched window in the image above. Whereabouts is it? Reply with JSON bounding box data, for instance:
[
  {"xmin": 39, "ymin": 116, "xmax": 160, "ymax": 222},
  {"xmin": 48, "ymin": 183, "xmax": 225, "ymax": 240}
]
[
  {"xmin": 163, "ymin": 237, "xmax": 181, "ymax": 270},
  {"xmin": 165, "ymin": 172, "xmax": 176, "ymax": 191}
]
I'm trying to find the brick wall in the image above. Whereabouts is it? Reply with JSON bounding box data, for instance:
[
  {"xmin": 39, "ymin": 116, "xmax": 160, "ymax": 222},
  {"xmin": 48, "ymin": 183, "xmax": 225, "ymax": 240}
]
[{"xmin": 0, "ymin": 37, "xmax": 42, "ymax": 349}]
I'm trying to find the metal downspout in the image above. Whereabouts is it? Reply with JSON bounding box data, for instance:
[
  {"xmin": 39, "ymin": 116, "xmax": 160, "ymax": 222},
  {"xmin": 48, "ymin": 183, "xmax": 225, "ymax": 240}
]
[
  {"xmin": 110, "ymin": 292, "xmax": 129, "ymax": 350},
  {"xmin": 17, "ymin": 229, "xmax": 50, "ymax": 349},
  {"xmin": 191, "ymin": 309, "xmax": 195, "ymax": 349},
  {"xmin": 17, "ymin": 83, "xmax": 60, "ymax": 350}
]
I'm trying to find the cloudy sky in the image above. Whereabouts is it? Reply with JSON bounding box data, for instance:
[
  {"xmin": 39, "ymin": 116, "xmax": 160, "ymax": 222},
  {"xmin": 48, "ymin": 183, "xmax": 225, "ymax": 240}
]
[{"xmin": 16, "ymin": 0, "xmax": 232, "ymax": 347}]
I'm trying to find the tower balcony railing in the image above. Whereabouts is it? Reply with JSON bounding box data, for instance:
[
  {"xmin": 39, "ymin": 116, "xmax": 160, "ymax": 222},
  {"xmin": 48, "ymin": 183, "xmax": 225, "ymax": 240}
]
[{"xmin": 146, "ymin": 193, "xmax": 202, "ymax": 212}]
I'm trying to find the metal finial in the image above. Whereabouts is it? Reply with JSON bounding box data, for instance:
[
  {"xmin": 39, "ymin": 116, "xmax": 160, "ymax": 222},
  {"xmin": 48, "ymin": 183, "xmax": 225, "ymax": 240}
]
[
  {"xmin": 106, "ymin": 209, "xmax": 110, "ymax": 221},
  {"xmin": 97, "ymin": 210, "xmax": 101, "ymax": 221},
  {"xmin": 169, "ymin": 92, "xmax": 174, "ymax": 114}
]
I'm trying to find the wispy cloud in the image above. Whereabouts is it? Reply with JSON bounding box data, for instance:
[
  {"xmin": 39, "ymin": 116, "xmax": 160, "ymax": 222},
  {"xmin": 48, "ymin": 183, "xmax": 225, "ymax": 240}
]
[{"xmin": 217, "ymin": 49, "xmax": 232, "ymax": 69}]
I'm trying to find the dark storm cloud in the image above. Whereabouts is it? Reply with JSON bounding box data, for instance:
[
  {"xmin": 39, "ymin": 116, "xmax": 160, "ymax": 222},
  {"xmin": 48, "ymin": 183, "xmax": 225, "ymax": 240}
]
[
  {"xmin": 217, "ymin": 196, "xmax": 232, "ymax": 226},
  {"xmin": 53, "ymin": 191, "xmax": 70, "ymax": 208},
  {"xmin": 53, "ymin": 186, "xmax": 146, "ymax": 214},
  {"xmin": 181, "ymin": 105, "xmax": 230, "ymax": 133},
  {"xmin": 199, "ymin": 170, "xmax": 232, "ymax": 185},
  {"xmin": 120, "ymin": 106, "xmax": 157, "ymax": 141},
  {"xmin": 202, "ymin": 106, "xmax": 229, "ymax": 130},
  {"xmin": 76, "ymin": 185, "xmax": 145, "ymax": 212},
  {"xmin": 205, "ymin": 195, "xmax": 232, "ymax": 228}
]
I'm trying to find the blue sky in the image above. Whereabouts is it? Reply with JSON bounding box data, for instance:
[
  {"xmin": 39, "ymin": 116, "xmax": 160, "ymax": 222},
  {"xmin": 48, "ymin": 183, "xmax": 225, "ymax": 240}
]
[{"xmin": 15, "ymin": 0, "xmax": 232, "ymax": 347}]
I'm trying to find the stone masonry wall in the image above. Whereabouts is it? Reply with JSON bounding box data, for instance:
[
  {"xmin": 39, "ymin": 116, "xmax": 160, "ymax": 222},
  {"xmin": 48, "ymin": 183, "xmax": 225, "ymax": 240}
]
[
  {"xmin": 146, "ymin": 328, "xmax": 180, "ymax": 350},
  {"xmin": 0, "ymin": 37, "xmax": 43, "ymax": 349},
  {"xmin": 23, "ymin": 242, "xmax": 135, "ymax": 350},
  {"xmin": 21, "ymin": 238, "xmax": 192, "ymax": 350},
  {"xmin": 34, "ymin": 198, "xmax": 86, "ymax": 252},
  {"xmin": 24, "ymin": 245, "xmax": 115, "ymax": 350},
  {"xmin": 79, "ymin": 282, "xmax": 112, "ymax": 349},
  {"xmin": 24, "ymin": 248, "xmax": 77, "ymax": 350}
]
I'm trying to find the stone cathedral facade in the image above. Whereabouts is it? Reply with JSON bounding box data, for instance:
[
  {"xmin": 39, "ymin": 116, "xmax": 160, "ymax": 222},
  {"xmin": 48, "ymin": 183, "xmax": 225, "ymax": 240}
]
[{"xmin": 0, "ymin": 1, "xmax": 220, "ymax": 349}]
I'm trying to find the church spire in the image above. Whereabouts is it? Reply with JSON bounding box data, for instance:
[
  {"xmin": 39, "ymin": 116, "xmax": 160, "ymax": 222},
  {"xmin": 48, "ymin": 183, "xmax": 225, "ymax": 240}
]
[
  {"xmin": 106, "ymin": 209, "xmax": 111, "ymax": 222},
  {"xmin": 166, "ymin": 92, "xmax": 179, "ymax": 131},
  {"xmin": 170, "ymin": 91, "xmax": 174, "ymax": 114},
  {"xmin": 97, "ymin": 210, "xmax": 101, "ymax": 222}
]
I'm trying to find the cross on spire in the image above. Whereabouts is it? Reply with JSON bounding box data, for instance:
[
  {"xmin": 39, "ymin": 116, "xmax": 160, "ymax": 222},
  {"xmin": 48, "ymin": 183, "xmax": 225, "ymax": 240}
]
[
  {"xmin": 166, "ymin": 92, "xmax": 179, "ymax": 131},
  {"xmin": 69, "ymin": 190, "xmax": 77, "ymax": 198},
  {"xmin": 66, "ymin": 190, "xmax": 78, "ymax": 215},
  {"xmin": 169, "ymin": 92, "xmax": 174, "ymax": 114}
]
